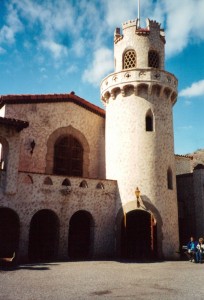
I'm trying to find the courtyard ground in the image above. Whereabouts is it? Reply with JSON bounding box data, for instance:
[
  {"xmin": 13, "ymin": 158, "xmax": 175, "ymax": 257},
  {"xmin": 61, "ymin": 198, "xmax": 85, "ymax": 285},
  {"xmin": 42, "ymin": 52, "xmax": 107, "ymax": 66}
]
[{"xmin": 0, "ymin": 260, "xmax": 204, "ymax": 300}]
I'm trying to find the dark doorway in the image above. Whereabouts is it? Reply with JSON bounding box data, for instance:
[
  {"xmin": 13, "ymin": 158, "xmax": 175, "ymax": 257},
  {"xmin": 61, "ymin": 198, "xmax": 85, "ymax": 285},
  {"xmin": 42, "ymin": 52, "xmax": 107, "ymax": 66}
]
[
  {"xmin": 68, "ymin": 210, "xmax": 93, "ymax": 260},
  {"xmin": 28, "ymin": 209, "xmax": 59, "ymax": 262},
  {"xmin": 0, "ymin": 208, "xmax": 20, "ymax": 257},
  {"xmin": 121, "ymin": 210, "xmax": 157, "ymax": 260}
]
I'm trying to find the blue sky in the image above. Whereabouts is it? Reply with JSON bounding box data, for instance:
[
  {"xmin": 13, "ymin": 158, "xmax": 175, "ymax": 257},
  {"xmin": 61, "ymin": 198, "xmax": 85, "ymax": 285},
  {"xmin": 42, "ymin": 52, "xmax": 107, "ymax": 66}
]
[{"xmin": 0, "ymin": 0, "xmax": 204, "ymax": 155}]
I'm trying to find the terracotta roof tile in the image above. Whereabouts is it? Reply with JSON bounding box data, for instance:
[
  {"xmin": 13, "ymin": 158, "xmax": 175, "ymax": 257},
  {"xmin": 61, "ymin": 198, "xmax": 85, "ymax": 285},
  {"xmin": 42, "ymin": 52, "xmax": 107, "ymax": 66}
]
[
  {"xmin": 0, "ymin": 117, "xmax": 29, "ymax": 132},
  {"xmin": 0, "ymin": 93, "xmax": 105, "ymax": 118}
]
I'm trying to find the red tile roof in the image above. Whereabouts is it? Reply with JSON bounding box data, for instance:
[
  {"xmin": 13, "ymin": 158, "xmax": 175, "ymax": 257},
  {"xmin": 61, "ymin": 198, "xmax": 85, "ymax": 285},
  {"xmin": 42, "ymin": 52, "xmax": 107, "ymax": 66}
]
[
  {"xmin": 0, "ymin": 93, "xmax": 105, "ymax": 118},
  {"xmin": 0, "ymin": 117, "xmax": 29, "ymax": 132}
]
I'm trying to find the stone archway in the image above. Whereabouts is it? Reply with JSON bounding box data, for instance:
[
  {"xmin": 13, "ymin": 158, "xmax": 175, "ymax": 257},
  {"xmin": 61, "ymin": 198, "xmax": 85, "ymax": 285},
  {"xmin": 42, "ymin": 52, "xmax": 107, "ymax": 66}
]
[
  {"xmin": 28, "ymin": 209, "xmax": 59, "ymax": 262},
  {"xmin": 68, "ymin": 210, "xmax": 94, "ymax": 260},
  {"xmin": 120, "ymin": 210, "xmax": 157, "ymax": 260},
  {"xmin": 0, "ymin": 207, "xmax": 20, "ymax": 257}
]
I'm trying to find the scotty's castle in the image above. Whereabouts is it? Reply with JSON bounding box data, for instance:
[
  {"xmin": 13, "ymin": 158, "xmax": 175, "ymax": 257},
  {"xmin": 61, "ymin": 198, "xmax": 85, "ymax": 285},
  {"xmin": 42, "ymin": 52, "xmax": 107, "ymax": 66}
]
[{"xmin": 0, "ymin": 16, "xmax": 203, "ymax": 262}]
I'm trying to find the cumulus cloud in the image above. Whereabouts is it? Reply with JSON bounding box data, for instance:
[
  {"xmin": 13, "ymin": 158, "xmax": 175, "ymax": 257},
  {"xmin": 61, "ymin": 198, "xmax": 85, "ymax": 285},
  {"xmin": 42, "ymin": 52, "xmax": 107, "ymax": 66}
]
[
  {"xmin": 163, "ymin": 0, "xmax": 204, "ymax": 57},
  {"xmin": 102, "ymin": 0, "xmax": 204, "ymax": 57},
  {"xmin": 0, "ymin": 2, "xmax": 23, "ymax": 44},
  {"xmin": 41, "ymin": 40, "xmax": 68, "ymax": 59},
  {"xmin": 0, "ymin": 47, "xmax": 6, "ymax": 54},
  {"xmin": 180, "ymin": 80, "xmax": 204, "ymax": 97},
  {"xmin": 83, "ymin": 47, "xmax": 113, "ymax": 86},
  {"xmin": 1, "ymin": 0, "xmax": 204, "ymax": 85}
]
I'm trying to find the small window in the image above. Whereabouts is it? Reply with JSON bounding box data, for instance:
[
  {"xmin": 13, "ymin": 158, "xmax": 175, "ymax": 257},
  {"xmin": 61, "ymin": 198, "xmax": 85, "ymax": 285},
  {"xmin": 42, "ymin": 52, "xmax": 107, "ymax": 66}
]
[
  {"xmin": 123, "ymin": 50, "xmax": 136, "ymax": 69},
  {"xmin": 79, "ymin": 180, "xmax": 88, "ymax": 188},
  {"xmin": 62, "ymin": 178, "xmax": 71, "ymax": 186},
  {"xmin": 96, "ymin": 182, "xmax": 104, "ymax": 189},
  {"xmin": 44, "ymin": 177, "xmax": 53, "ymax": 185},
  {"xmin": 148, "ymin": 50, "xmax": 159, "ymax": 68},
  {"xmin": 146, "ymin": 110, "xmax": 154, "ymax": 131},
  {"xmin": 167, "ymin": 168, "xmax": 173, "ymax": 190}
]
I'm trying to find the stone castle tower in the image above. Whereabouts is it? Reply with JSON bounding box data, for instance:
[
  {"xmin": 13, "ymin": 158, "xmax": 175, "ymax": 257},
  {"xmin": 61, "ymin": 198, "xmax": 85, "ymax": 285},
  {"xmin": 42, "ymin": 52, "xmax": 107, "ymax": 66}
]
[{"xmin": 101, "ymin": 19, "xmax": 179, "ymax": 259}]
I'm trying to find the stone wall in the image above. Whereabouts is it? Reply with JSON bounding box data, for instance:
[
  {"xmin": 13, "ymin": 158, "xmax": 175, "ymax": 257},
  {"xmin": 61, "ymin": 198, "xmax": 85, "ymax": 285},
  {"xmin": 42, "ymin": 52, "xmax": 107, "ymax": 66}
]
[
  {"xmin": 4, "ymin": 102, "xmax": 105, "ymax": 179},
  {"xmin": 175, "ymin": 155, "xmax": 193, "ymax": 175},
  {"xmin": 0, "ymin": 172, "xmax": 117, "ymax": 261}
]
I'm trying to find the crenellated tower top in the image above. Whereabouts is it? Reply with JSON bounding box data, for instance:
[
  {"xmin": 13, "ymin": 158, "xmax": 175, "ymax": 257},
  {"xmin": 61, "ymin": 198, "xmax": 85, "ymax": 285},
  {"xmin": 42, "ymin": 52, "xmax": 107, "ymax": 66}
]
[
  {"xmin": 101, "ymin": 17, "xmax": 177, "ymax": 105},
  {"xmin": 114, "ymin": 18, "xmax": 165, "ymax": 44}
]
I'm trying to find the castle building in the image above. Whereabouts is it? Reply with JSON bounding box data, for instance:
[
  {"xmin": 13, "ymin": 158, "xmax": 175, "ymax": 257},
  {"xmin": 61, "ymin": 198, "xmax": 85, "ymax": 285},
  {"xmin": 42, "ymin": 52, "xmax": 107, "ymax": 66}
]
[{"xmin": 0, "ymin": 17, "xmax": 188, "ymax": 263}]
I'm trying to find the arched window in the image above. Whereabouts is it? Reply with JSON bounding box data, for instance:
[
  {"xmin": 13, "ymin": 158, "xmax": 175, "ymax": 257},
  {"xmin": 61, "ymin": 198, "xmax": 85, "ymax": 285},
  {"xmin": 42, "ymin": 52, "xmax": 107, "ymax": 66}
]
[
  {"xmin": 62, "ymin": 178, "xmax": 71, "ymax": 186},
  {"xmin": 146, "ymin": 110, "xmax": 154, "ymax": 132},
  {"xmin": 79, "ymin": 180, "xmax": 88, "ymax": 188},
  {"xmin": 123, "ymin": 50, "xmax": 136, "ymax": 69},
  {"xmin": 96, "ymin": 182, "xmax": 104, "ymax": 189},
  {"xmin": 0, "ymin": 139, "xmax": 8, "ymax": 171},
  {"xmin": 167, "ymin": 168, "xmax": 173, "ymax": 190},
  {"xmin": 54, "ymin": 135, "xmax": 83, "ymax": 176},
  {"xmin": 148, "ymin": 50, "xmax": 159, "ymax": 68},
  {"xmin": 44, "ymin": 177, "xmax": 53, "ymax": 185}
]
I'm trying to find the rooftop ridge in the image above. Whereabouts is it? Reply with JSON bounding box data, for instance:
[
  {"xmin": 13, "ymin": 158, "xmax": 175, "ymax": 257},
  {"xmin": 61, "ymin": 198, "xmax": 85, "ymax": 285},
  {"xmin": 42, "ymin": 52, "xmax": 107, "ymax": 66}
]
[{"xmin": 0, "ymin": 93, "xmax": 105, "ymax": 118}]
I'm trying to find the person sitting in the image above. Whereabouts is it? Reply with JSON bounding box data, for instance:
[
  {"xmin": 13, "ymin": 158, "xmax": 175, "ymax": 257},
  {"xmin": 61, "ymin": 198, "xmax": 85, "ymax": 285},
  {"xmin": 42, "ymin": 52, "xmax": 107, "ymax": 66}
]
[
  {"xmin": 184, "ymin": 237, "xmax": 197, "ymax": 262},
  {"xmin": 196, "ymin": 238, "xmax": 204, "ymax": 263}
]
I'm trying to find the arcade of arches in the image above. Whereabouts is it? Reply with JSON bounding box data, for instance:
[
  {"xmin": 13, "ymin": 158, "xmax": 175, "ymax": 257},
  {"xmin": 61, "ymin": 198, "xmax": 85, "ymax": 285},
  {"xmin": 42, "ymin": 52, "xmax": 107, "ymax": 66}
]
[
  {"xmin": 0, "ymin": 207, "xmax": 158, "ymax": 262},
  {"xmin": 0, "ymin": 208, "xmax": 94, "ymax": 262}
]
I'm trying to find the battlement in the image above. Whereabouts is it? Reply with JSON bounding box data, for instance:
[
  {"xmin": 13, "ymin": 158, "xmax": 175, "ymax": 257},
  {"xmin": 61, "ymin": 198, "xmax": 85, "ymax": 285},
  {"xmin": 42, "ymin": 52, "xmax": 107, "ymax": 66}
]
[
  {"xmin": 122, "ymin": 19, "xmax": 138, "ymax": 30},
  {"xmin": 146, "ymin": 19, "xmax": 161, "ymax": 31}
]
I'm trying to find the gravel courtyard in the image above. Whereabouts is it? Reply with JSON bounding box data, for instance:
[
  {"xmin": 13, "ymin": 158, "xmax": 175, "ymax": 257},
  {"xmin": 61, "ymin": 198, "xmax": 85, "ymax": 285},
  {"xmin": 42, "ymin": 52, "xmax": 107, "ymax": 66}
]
[{"xmin": 1, "ymin": 260, "xmax": 204, "ymax": 300}]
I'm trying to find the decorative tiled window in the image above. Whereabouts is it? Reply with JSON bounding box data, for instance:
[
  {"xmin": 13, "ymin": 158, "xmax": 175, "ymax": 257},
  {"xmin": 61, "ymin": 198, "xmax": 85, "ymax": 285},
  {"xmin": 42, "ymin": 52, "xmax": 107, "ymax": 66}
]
[
  {"xmin": 148, "ymin": 50, "xmax": 159, "ymax": 68},
  {"xmin": 123, "ymin": 50, "xmax": 136, "ymax": 69}
]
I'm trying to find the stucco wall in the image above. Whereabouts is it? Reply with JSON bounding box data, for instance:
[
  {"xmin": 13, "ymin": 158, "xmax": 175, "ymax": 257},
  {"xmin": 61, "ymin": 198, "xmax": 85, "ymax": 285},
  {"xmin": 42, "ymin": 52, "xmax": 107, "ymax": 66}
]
[
  {"xmin": 4, "ymin": 102, "xmax": 105, "ymax": 179},
  {"xmin": 175, "ymin": 155, "xmax": 192, "ymax": 175},
  {"xmin": 0, "ymin": 173, "xmax": 117, "ymax": 261}
]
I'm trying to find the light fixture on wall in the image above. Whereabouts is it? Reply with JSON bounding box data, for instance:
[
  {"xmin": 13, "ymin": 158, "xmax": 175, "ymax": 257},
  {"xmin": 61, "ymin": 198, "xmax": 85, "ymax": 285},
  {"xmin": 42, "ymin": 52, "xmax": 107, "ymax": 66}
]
[{"xmin": 135, "ymin": 187, "xmax": 141, "ymax": 208}]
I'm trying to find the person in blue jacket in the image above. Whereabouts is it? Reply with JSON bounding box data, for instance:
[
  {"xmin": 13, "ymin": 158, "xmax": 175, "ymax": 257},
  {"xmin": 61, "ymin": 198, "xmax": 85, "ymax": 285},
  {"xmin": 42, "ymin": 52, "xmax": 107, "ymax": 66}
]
[{"xmin": 184, "ymin": 236, "xmax": 198, "ymax": 262}]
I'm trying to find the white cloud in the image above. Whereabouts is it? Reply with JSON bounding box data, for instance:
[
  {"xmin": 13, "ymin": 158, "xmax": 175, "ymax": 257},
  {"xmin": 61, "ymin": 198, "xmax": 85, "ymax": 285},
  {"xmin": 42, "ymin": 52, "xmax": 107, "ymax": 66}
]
[
  {"xmin": 41, "ymin": 40, "xmax": 68, "ymax": 59},
  {"xmin": 178, "ymin": 125, "xmax": 193, "ymax": 130},
  {"xmin": 180, "ymin": 80, "xmax": 204, "ymax": 97},
  {"xmin": 161, "ymin": 0, "xmax": 204, "ymax": 57},
  {"xmin": 0, "ymin": 2, "xmax": 23, "ymax": 44},
  {"xmin": 0, "ymin": 47, "xmax": 6, "ymax": 54},
  {"xmin": 102, "ymin": 0, "xmax": 204, "ymax": 57},
  {"xmin": 83, "ymin": 47, "xmax": 113, "ymax": 86},
  {"xmin": 65, "ymin": 65, "xmax": 78, "ymax": 74}
]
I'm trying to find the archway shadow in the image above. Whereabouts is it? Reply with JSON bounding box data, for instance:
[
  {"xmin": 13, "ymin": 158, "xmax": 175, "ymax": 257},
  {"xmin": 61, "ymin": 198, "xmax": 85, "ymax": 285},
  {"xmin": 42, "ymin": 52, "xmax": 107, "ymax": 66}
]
[{"xmin": 0, "ymin": 262, "xmax": 59, "ymax": 272}]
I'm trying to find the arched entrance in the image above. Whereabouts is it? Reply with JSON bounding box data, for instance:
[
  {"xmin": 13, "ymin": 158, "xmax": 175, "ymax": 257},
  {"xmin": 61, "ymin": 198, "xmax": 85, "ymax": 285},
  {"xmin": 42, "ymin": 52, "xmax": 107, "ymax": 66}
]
[
  {"xmin": 121, "ymin": 210, "xmax": 157, "ymax": 260},
  {"xmin": 68, "ymin": 210, "xmax": 93, "ymax": 260},
  {"xmin": 28, "ymin": 209, "xmax": 59, "ymax": 262},
  {"xmin": 0, "ymin": 207, "xmax": 20, "ymax": 257}
]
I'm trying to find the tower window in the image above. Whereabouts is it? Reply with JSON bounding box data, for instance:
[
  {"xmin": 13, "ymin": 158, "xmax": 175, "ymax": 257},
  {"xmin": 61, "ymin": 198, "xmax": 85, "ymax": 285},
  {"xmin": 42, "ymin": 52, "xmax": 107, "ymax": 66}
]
[
  {"xmin": 167, "ymin": 168, "xmax": 173, "ymax": 190},
  {"xmin": 148, "ymin": 50, "xmax": 159, "ymax": 68},
  {"xmin": 54, "ymin": 135, "xmax": 83, "ymax": 176},
  {"xmin": 145, "ymin": 110, "xmax": 154, "ymax": 131},
  {"xmin": 123, "ymin": 50, "xmax": 136, "ymax": 69}
]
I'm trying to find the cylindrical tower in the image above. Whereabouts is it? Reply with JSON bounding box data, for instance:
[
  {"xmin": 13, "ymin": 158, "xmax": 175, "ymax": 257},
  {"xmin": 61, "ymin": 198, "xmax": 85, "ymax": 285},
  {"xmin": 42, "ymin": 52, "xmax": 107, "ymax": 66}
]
[{"xmin": 101, "ymin": 19, "xmax": 179, "ymax": 259}]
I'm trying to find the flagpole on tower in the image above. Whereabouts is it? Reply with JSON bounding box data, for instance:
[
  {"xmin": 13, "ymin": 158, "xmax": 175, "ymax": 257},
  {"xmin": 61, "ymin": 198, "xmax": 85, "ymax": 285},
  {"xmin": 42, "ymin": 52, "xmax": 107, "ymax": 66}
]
[{"xmin": 137, "ymin": 0, "xmax": 140, "ymax": 28}]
